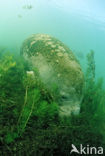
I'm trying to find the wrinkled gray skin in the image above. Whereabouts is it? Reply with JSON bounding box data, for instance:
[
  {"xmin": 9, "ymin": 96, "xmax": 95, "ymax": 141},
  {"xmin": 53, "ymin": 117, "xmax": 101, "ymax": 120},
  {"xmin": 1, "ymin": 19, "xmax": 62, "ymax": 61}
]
[{"xmin": 21, "ymin": 34, "xmax": 84, "ymax": 116}]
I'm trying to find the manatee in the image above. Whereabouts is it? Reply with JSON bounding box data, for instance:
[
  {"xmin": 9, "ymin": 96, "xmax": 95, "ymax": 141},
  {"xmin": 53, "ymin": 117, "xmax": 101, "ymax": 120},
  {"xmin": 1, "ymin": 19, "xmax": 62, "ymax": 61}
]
[{"xmin": 21, "ymin": 34, "xmax": 84, "ymax": 116}]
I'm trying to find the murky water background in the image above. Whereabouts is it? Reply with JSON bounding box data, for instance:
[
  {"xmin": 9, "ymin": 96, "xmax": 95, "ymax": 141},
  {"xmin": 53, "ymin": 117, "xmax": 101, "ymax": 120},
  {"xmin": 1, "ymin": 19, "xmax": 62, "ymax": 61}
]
[{"xmin": 0, "ymin": 0, "xmax": 105, "ymax": 86}]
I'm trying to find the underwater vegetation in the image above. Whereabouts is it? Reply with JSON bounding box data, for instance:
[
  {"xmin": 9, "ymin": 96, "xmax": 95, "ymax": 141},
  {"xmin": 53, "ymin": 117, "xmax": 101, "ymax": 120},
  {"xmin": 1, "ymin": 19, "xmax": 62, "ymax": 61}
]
[{"xmin": 0, "ymin": 49, "xmax": 105, "ymax": 156}]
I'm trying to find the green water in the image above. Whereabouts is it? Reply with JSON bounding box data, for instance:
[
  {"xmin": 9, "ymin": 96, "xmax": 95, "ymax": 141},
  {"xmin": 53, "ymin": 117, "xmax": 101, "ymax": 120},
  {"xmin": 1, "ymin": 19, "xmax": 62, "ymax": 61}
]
[
  {"xmin": 0, "ymin": 0, "xmax": 105, "ymax": 155},
  {"xmin": 1, "ymin": 0, "xmax": 105, "ymax": 84}
]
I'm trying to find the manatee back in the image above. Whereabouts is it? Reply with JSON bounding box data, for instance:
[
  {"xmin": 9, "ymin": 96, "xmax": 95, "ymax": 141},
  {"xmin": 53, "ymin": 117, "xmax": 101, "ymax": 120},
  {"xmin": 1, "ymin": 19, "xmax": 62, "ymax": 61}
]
[{"xmin": 21, "ymin": 34, "xmax": 84, "ymax": 115}]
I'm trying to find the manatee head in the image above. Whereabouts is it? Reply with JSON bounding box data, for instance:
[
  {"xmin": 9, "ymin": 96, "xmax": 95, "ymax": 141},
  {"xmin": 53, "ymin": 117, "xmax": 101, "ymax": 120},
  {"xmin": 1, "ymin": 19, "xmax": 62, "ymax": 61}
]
[{"xmin": 21, "ymin": 34, "xmax": 84, "ymax": 116}]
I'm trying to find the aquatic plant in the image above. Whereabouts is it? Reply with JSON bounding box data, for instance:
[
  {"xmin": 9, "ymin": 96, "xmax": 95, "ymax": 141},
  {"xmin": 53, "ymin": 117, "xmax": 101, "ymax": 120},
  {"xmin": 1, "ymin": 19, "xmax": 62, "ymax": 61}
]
[
  {"xmin": 86, "ymin": 50, "xmax": 95, "ymax": 82},
  {"xmin": 0, "ymin": 52, "xmax": 26, "ymax": 143},
  {"xmin": 0, "ymin": 50, "xmax": 105, "ymax": 155},
  {"xmin": 81, "ymin": 50, "xmax": 105, "ymax": 138},
  {"xmin": 17, "ymin": 72, "xmax": 40, "ymax": 136}
]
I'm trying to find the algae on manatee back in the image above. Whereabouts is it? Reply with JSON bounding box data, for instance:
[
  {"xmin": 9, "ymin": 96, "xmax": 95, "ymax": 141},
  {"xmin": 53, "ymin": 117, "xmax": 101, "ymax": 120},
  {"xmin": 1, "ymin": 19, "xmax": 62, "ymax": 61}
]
[{"xmin": 21, "ymin": 34, "xmax": 84, "ymax": 116}]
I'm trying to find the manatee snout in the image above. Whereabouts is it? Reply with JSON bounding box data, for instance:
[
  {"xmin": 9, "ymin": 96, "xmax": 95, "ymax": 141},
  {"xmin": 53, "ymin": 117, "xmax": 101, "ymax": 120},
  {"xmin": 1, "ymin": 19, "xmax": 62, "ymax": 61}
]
[
  {"xmin": 21, "ymin": 34, "xmax": 84, "ymax": 116},
  {"xmin": 58, "ymin": 85, "xmax": 81, "ymax": 115}
]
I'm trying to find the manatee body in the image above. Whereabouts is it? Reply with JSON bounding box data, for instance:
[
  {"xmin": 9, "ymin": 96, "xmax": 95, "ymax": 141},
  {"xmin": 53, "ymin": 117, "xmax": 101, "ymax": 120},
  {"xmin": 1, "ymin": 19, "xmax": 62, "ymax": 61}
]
[{"xmin": 21, "ymin": 34, "xmax": 84, "ymax": 116}]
